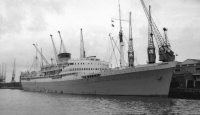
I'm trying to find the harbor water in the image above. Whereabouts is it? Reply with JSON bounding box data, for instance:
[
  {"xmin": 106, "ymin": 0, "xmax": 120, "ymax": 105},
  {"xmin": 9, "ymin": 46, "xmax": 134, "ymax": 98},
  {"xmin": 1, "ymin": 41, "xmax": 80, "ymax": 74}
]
[{"xmin": 0, "ymin": 89, "xmax": 200, "ymax": 115}]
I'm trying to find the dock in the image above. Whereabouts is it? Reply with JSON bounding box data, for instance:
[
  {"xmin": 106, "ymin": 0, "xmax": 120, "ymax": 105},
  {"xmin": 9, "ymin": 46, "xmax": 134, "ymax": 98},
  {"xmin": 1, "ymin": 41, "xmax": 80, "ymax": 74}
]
[
  {"xmin": 0, "ymin": 82, "xmax": 22, "ymax": 90},
  {"xmin": 169, "ymin": 88, "xmax": 200, "ymax": 99}
]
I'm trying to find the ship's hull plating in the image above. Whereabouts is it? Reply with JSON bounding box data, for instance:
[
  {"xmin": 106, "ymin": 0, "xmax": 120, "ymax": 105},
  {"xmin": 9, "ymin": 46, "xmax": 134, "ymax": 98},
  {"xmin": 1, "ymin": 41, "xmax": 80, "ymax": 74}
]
[{"xmin": 21, "ymin": 63, "xmax": 176, "ymax": 96}]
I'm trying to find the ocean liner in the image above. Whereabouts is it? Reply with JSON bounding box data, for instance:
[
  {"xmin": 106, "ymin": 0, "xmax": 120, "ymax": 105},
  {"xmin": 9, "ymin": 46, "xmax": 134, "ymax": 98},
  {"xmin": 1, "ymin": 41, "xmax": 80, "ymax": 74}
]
[{"xmin": 20, "ymin": 0, "xmax": 177, "ymax": 96}]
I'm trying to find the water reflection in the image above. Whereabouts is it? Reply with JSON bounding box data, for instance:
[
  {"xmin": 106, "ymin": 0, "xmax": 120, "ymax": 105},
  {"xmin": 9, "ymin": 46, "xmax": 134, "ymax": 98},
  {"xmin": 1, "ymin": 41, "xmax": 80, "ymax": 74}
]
[{"xmin": 1, "ymin": 89, "xmax": 200, "ymax": 115}]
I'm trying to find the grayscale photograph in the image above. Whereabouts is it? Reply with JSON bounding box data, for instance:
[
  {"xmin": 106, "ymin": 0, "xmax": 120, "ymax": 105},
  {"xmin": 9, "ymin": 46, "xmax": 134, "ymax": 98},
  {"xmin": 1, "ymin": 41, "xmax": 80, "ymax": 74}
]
[{"xmin": 0, "ymin": 0, "xmax": 200, "ymax": 114}]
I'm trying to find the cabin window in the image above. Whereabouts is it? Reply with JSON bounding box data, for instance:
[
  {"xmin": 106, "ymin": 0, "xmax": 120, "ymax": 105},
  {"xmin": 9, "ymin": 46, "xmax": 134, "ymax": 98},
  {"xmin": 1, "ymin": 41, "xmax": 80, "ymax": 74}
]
[
  {"xmin": 189, "ymin": 64, "xmax": 194, "ymax": 66},
  {"xmin": 176, "ymin": 65, "xmax": 180, "ymax": 67},
  {"xmin": 174, "ymin": 69, "xmax": 181, "ymax": 74},
  {"xmin": 196, "ymin": 68, "xmax": 200, "ymax": 73},
  {"xmin": 182, "ymin": 64, "xmax": 187, "ymax": 67}
]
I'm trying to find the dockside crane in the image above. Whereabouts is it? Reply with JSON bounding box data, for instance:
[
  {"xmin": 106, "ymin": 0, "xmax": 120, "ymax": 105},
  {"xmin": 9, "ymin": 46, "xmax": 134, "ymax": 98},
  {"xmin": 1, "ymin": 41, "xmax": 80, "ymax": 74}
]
[
  {"xmin": 58, "ymin": 31, "xmax": 67, "ymax": 53},
  {"xmin": 1, "ymin": 63, "xmax": 4, "ymax": 81},
  {"xmin": 163, "ymin": 27, "xmax": 171, "ymax": 48},
  {"xmin": 11, "ymin": 59, "xmax": 16, "ymax": 83},
  {"xmin": 33, "ymin": 44, "xmax": 49, "ymax": 65},
  {"xmin": 128, "ymin": 12, "xmax": 134, "ymax": 67},
  {"xmin": 80, "ymin": 28, "xmax": 86, "ymax": 59},
  {"xmin": 140, "ymin": 0, "xmax": 175, "ymax": 62},
  {"xmin": 50, "ymin": 34, "xmax": 59, "ymax": 64},
  {"xmin": 147, "ymin": 6, "xmax": 156, "ymax": 64},
  {"xmin": 3, "ymin": 63, "xmax": 6, "ymax": 81}
]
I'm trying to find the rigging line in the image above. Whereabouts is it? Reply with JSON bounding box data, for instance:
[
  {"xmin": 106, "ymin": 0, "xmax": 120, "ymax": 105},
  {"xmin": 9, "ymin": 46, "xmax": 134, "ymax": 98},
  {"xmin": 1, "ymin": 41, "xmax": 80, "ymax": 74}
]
[
  {"xmin": 108, "ymin": 36, "xmax": 114, "ymax": 63},
  {"xmin": 111, "ymin": 18, "xmax": 129, "ymax": 22},
  {"xmin": 103, "ymin": 37, "xmax": 111, "ymax": 61},
  {"xmin": 123, "ymin": 35, "xmax": 129, "ymax": 44},
  {"xmin": 112, "ymin": 36, "xmax": 120, "ymax": 54},
  {"xmin": 134, "ymin": 51, "xmax": 144, "ymax": 65},
  {"xmin": 113, "ymin": 40, "xmax": 119, "ymax": 67},
  {"xmin": 109, "ymin": 46, "xmax": 114, "ymax": 64},
  {"xmin": 29, "ymin": 58, "xmax": 36, "ymax": 71},
  {"xmin": 109, "ymin": 36, "xmax": 118, "ymax": 67}
]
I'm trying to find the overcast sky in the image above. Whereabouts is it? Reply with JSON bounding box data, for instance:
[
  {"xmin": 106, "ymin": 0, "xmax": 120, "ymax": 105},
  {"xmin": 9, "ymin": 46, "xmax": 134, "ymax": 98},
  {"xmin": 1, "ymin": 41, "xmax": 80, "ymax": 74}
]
[{"xmin": 0, "ymin": 0, "xmax": 200, "ymax": 82}]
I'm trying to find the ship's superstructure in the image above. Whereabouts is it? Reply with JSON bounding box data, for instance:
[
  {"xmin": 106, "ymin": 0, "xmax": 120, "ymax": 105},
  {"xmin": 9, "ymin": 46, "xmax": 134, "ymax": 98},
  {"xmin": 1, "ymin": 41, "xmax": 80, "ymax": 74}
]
[{"xmin": 20, "ymin": 0, "xmax": 178, "ymax": 96}]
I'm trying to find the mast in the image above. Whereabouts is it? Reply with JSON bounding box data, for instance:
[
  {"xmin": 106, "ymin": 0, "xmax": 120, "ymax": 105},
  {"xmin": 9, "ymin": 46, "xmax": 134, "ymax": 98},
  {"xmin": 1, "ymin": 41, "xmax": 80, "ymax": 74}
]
[
  {"xmin": 80, "ymin": 28, "xmax": 86, "ymax": 59},
  {"xmin": 128, "ymin": 12, "xmax": 134, "ymax": 67},
  {"xmin": 118, "ymin": 0, "xmax": 125, "ymax": 67},
  {"xmin": 118, "ymin": 0, "xmax": 122, "ymax": 31},
  {"xmin": 11, "ymin": 59, "xmax": 16, "ymax": 82}
]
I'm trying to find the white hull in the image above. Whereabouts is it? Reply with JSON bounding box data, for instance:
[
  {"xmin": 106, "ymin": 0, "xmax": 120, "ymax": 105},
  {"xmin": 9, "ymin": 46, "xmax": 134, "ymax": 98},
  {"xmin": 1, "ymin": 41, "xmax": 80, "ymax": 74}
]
[{"xmin": 21, "ymin": 61, "xmax": 177, "ymax": 96}]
